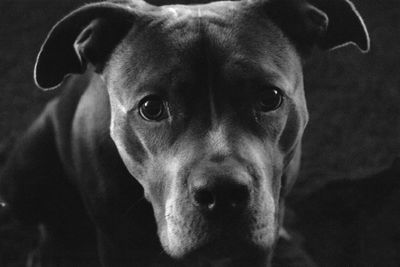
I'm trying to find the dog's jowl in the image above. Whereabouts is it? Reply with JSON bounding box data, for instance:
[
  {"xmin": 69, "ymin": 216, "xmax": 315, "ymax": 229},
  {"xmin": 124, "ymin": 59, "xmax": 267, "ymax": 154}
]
[{"xmin": 0, "ymin": 0, "xmax": 369, "ymax": 266}]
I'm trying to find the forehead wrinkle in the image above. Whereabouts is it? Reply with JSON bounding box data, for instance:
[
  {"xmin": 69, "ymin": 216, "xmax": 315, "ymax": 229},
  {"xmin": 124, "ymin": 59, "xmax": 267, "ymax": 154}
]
[
  {"xmin": 158, "ymin": 2, "xmax": 239, "ymax": 36},
  {"xmin": 112, "ymin": 2, "xmax": 300, "ymax": 100},
  {"xmin": 199, "ymin": 12, "xmax": 300, "ymax": 94},
  {"xmin": 219, "ymin": 9, "xmax": 301, "ymax": 88},
  {"xmin": 224, "ymin": 57, "xmax": 294, "ymax": 94},
  {"xmin": 160, "ymin": 13, "xmax": 226, "ymax": 129}
]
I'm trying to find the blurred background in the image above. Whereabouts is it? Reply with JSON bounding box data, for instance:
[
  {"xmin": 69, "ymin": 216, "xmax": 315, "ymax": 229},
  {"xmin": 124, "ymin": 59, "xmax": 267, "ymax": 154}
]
[{"xmin": 0, "ymin": 0, "xmax": 399, "ymax": 266}]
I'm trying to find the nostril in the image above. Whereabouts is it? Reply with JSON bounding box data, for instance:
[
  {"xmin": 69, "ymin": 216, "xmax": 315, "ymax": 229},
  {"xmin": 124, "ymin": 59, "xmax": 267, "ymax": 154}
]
[
  {"xmin": 228, "ymin": 184, "xmax": 249, "ymax": 208},
  {"xmin": 191, "ymin": 181, "xmax": 250, "ymax": 213},
  {"xmin": 193, "ymin": 188, "xmax": 216, "ymax": 210}
]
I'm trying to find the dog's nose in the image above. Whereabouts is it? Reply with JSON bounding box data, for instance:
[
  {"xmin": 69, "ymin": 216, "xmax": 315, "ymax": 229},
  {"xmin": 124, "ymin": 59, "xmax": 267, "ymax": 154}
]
[{"xmin": 190, "ymin": 176, "xmax": 250, "ymax": 214}]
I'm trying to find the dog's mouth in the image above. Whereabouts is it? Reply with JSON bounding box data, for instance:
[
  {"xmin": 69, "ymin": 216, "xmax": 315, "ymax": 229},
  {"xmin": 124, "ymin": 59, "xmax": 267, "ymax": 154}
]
[
  {"xmin": 179, "ymin": 236, "xmax": 272, "ymax": 267},
  {"xmin": 158, "ymin": 182, "xmax": 277, "ymax": 263},
  {"xmin": 153, "ymin": 156, "xmax": 278, "ymax": 264},
  {"xmin": 160, "ymin": 210, "xmax": 276, "ymax": 264}
]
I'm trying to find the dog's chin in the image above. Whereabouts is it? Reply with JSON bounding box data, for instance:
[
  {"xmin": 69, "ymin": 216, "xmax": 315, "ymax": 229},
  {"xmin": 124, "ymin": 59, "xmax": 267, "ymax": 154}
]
[
  {"xmin": 160, "ymin": 228, "xmax": 274, "ymax": 266},
  {"xmin": 184, "ymin": 240, "xmax": 271, "ymax": 262}
]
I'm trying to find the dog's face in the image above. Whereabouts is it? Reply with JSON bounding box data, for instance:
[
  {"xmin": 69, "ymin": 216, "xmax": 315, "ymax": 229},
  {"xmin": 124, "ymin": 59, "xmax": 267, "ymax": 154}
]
[
  {"xmin": 34, "ymin": 0, "xmax": 369, "ymax": 264},
  {"xmin": 107, "ymin": 2, "xmax": 306, "ymax": 261}
]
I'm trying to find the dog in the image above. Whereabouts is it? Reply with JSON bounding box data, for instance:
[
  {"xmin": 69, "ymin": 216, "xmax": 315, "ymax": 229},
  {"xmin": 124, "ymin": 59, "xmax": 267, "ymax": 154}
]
[{"xmin": 0, "ymin": 0, "xmax": 369, "ymax": 266}]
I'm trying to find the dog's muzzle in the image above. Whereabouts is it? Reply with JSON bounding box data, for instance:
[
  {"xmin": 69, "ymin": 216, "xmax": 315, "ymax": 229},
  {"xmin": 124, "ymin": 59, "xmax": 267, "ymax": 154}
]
[{"xmin": 159, "ymin": 155, "xmax": 277, "ymax": 261}]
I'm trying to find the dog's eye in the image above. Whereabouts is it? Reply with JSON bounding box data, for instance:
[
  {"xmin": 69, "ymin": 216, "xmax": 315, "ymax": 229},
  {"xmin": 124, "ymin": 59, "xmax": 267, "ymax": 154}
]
[
  {"xmin": 256, "ymin": 88, "xmax": 283, "ymax": 112},
  {"xmin": 139, "ymin": 95, "xmax": 167, "ymax": 121}
]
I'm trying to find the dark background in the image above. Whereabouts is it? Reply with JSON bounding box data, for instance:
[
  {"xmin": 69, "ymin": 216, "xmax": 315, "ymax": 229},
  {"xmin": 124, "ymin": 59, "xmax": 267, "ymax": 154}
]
[{"xmin": 0, "ymin": 0, "xmax": 399, "ymax": 266}]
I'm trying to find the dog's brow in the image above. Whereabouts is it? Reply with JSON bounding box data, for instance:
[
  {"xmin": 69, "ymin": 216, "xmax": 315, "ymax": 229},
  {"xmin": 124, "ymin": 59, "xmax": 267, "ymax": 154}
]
[{"xmin": 226, "ymin": 58, "xmax": 291, "ymax": 91}]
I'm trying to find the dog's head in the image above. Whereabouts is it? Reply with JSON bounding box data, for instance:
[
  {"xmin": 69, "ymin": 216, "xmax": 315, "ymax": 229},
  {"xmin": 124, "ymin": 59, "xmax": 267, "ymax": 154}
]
[{"xmin": 34, "ymin": 0, "xmax": 369, "ymax": 264}]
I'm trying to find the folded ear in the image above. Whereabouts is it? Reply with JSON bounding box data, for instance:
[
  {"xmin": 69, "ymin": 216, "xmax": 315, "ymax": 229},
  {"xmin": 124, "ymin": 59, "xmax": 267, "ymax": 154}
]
[
  {"xmin": 264, "ymin": 0, "xmax": 370, "ymax": 54},
  {"xmin": 34, "ymin": 2, "xmax": 147, "ymax": 90},
  {"xmin": 308, "ymin": 0, "xmax": 369, "ymax": 51}
]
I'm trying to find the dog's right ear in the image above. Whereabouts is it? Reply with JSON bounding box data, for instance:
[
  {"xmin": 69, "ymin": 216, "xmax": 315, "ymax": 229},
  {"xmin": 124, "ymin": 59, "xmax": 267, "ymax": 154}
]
[
  {"xmin": 34, "ymin": 2, "xmax": 148, "ymax": 90},
  {"xmin": 261, "ymin": 0, "xmax": 369, "ymax": 54}
]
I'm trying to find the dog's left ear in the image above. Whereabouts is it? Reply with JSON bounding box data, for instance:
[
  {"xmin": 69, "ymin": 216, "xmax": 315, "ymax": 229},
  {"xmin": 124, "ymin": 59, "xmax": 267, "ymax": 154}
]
[
  {"xmin": 264, "ymin": 0, "xmax": 370, "ymax": 53},
  {"xmin": 34, "ymin": 2, "xmax": 150, "ymax": 90}
]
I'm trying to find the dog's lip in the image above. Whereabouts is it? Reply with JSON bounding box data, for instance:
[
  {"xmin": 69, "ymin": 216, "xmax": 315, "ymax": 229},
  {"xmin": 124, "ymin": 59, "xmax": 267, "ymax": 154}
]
[
  {"xmin": 182, "ymin": 233, "xmax": 269, "ymax": 262},
  {"xmin": 180, "ymin": 243, "xmax": 268, "ymax": 267}
]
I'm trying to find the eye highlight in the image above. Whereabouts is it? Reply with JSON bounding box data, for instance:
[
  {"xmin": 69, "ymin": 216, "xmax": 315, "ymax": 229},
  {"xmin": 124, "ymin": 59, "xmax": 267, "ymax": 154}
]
[
  {"xmin": 256, "ymin": 87, "xmax": 283, "ymax": 112},
  {"xmin": 138, "ymin": 95, "xmax": 167, "ymax": 121}
]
